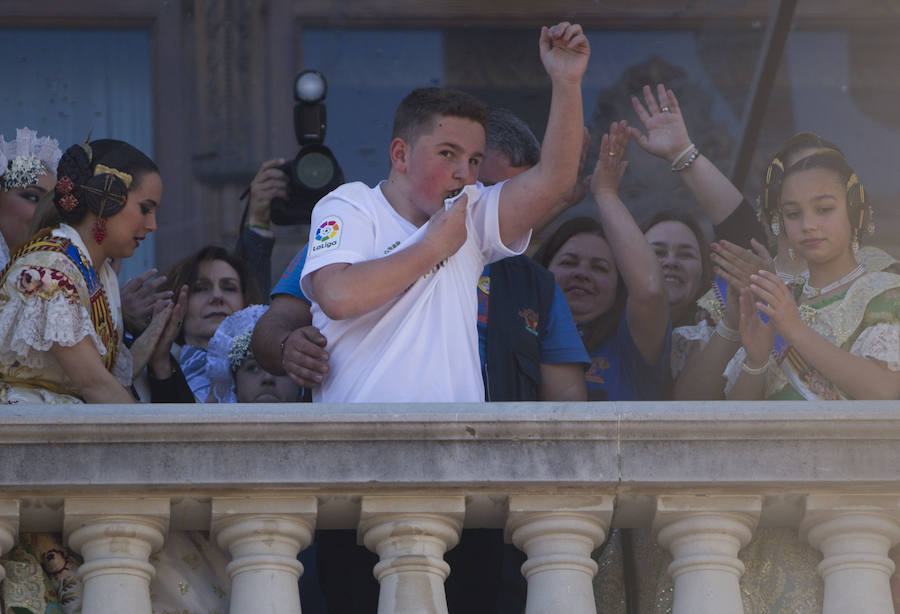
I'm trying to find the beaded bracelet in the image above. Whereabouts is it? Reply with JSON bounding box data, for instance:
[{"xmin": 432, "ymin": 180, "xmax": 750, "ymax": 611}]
[
  {"xmin": 672, "ymin": 148, "xmax": 700, "ymax": 173},
  {"xmin": 669, "ymin": 143, "xmax": 695, "ymax": 166},
  {"xmin": 741, "ymin": 356, "xmax": 772, "ymax": 375}
]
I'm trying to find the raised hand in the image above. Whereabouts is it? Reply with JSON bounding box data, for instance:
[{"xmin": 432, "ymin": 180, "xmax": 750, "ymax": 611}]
[
  {"xmin": 248, "ymin": 158, "xmax": 289, "ymax": 227},
  {"xmin": 629, "ymin": 84, "xmax": 692, "ymax": 162},
  {"xmin": 590, "ymin": 121, "xmax": 630, "ymax": 197},
  {"xmin": 539, "ymin": 22, "xmax": 590, "ymax": 83}
]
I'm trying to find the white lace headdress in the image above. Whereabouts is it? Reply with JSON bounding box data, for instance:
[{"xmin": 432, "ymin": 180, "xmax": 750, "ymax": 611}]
[
  {"xmin": 206, "ymin": 304, "xmax": 269, "ymax": 403},
  {"xmin": 0, "ymin": 127, "xmax": 62, "ymax": 191}
]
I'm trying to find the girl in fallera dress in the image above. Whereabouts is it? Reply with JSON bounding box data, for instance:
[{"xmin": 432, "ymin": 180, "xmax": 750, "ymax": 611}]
[{"xmin": 727, "ymin": 148, "xmax": 899, "ymax": 400}]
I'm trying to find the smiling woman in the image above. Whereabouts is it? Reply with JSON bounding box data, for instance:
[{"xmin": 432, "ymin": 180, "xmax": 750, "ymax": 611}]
[
  {"xmin": 534, "ymin": 121, "xmax": 669, "ymax": 401},
  {"xmin": 641, "ymin": 211, "xmax": 713, "ymax": 328}
]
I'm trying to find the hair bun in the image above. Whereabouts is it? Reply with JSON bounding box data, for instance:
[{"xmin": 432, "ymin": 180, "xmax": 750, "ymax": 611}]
[
  {"xmin": 53, "ymin": 143, "xmax": 92, "ymax": 215},
  {"xmin": 56, "ymin": 143, "xmax": 91, "ymax": 186},
  {"xmin": 81, "ymin": 171, "xmax": 128, "ymax": 218}
]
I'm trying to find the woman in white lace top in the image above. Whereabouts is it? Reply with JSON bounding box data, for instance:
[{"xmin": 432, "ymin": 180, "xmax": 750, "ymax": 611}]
[{"xmin": 0, "ymin": 138, "xmax": 180, "ymax": 404}]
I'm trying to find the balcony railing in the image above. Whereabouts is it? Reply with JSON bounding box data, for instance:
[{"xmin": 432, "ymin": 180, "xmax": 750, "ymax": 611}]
[{"xmin": 2, "ymin": 401, "xmax": 900, "ymax": 614}]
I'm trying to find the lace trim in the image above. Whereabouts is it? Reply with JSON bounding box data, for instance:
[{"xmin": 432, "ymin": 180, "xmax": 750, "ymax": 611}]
[
  {"xmin": 849, "ymin": 322, "xmax": 900, "ymax": 371},
  {"xmin": 807, "ymin": 272, "xmax": 900, "ymax": 347},
  {"xmin": 112, "ymin": 342, "xmax": 134, "ymax": 387},
  {"xmin": 857, "ymin": 246, "xmax": 899, "ymax": 274},
  {"xmin": 696, "ymin": 286, "xmax": 724, "ymax": 324},
  {"xmin": 0, "ymin": 287, "xmax": 106, "ymax": 371},
  {"xmin": 722, "ymin": 347, "xmax": 783, "ymax": 397},
  {"xmin": 670, "ymin": 321, "xmax": 714, "ymax": 379}
]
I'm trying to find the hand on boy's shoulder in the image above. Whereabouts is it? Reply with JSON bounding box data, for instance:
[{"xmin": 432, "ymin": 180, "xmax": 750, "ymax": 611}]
[
  {"xmin": 539, "ymin": 22, "xmax": 590, "ymax": 82},
  {"xmin": 423, "ymin": 192, "xmax": 469, "ymax": 262}
]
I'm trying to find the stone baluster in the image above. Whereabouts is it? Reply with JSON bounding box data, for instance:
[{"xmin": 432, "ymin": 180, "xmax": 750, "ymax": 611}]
[
  {"xmin": 652, "ymin": 495, "xmax": 761, "ymax": 614},
  {"xmin": 801, "ymin": 494, "xmax": 900, "ymax": 614},
  {"xmin": 505, "ymin": 495, "xmax": 612, "ymax": 614},
  {"xmin": 211, "ymin": 496, "xmax": 317, "ymax": 614},
  {"xmin": 0, "ymin": 499, "xmax": 19, "ymax": 582},
  {"xmin": 359, "ymin": 496, "xmax": 464, "ymax": 614},
  {"xmin": 64, "ymin": 497, "xmax": 169, "ymax": 614}
]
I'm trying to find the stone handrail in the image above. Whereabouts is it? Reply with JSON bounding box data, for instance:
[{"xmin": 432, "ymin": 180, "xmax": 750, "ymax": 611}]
[{"xmin": 1, "ymin": 401, "xmax": 900, "ymax": 613}]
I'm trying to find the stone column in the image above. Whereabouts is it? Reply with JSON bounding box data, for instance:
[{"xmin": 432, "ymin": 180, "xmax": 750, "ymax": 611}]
[
  {"xmin": 211, "ymin": 496, "xmax": 317, "ymax": 614},
  {"xmin": 359, "ymin": 496, "xmax": 465, "ymax": 614},
  {"xmin": 0, "ymin": 500, "xmax": 19, "ymax": 582},
  {"xmin": 505, "ymin": 495, "xmax": 613, "ymax": 614},
  {"xmin": 801, "ymin": 494, "xmax": 900, "ymax": 614},
  {"xmin": 652, "ymin": 495, "xmax": 761, "ymax": 614},
  {"xmin": 64, "ymin": 497, "xmax": 169, "ymax": 614}
]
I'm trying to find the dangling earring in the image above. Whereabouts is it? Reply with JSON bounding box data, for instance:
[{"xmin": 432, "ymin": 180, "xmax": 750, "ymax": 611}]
[
  {"xmin": 852, "ymin": 238, "xmax": 859, "ymax": 253},
  {"xmin": 788, "ymin": 248, "xmax": 795, "ymax": 261},
  {"xmin": 92, "ymin": 217, "xmax": 107, "ymax": 244},
  {"xmin": 770, "ymin": 217, "xmax": 781, "ymax": 236}
]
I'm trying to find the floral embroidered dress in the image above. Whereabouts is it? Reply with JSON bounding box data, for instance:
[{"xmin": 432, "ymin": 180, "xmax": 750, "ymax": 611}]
[
  {"xmin": 670, "ymin": 246, "xmax": 899, "ymax": 383},
  {"xmin": 0, "ymin": 224, "xmax": 131, "ymax": 403},
  {"xmin": 722, "ymin": 270, "xmax": 900, "ymax": 400}
]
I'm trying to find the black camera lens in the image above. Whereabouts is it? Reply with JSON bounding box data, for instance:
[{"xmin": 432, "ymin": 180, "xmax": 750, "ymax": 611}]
[{"xmin": 294, "ymin": 150, "xmax": 335, "ymax": 190}]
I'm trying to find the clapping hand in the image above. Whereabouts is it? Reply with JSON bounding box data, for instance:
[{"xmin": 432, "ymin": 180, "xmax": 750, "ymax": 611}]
[
  {"xmin": 711, "ymin": 238, "xmax": 775, "ymax": 292},
  {"xmin": 738, "ymin": 287, "xmax": 776, "ymax": 370},
  {"xmin": 748, "ymin": 269, "xmax": 803, "ymax": 336},
  {"xmin": 121, "ymin": 268, "xmax": 173, "ymax": 335}
]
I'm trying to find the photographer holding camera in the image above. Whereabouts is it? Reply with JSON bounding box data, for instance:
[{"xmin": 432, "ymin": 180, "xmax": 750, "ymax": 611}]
[{"xmin": 239, "ymin": 157, "xmax": 287, "ymax": 297}]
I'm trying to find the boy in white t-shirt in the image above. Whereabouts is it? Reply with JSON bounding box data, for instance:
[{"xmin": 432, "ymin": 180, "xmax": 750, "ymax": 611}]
[{"xmin": 299, "ymin": 21, "xmax": 590, "ymax": 402}]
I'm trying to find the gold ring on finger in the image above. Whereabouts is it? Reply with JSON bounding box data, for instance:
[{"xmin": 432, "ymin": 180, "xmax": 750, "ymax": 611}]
[{"xmin": 661, "ymin": 106, "xmax": 671, "ymax": 113}]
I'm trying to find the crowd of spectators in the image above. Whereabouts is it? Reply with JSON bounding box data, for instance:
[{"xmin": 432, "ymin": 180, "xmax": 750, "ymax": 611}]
[{"xmin": 1, "ymin": 19, "xmax": 898, "ymax": 614}]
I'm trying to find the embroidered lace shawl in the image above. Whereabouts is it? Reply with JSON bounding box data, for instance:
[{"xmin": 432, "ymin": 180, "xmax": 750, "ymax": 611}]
[
  {"xmin": 0, "ymin": 224, "xmax": 132, "ymax": 402},
  {"xmin": 674, "ymin": 246, "xmax": 899, "ymax": 383},
  {"xmin": 722, "ymin": 271, "xmax": 900, "ymax": 399}
]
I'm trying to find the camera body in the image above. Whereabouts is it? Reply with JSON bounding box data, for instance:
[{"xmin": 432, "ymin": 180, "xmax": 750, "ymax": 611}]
[{"xmin": 270, "ymin": 70, "xmax": 344, "ymax": 225}]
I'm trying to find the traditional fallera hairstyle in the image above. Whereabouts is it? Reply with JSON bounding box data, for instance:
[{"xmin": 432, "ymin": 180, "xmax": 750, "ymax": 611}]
[
  {"xmin": 206, "ymin": 304, "xmax": 268, "ymax": 403},
  {"xmin": 534, "ymin": 216, "xmax": 627, "ymax": 352},
  {"xmin": 392, "ymin": 87, "xmax": 489, "ymax": 144},
  {"xmin": 762, "ymin": 133, "xmax": 873, "ymax": 248},
  {"xmin": 49, "ymin": 139, "xmax": 158, "ymax": 243},
  {"xmin": 0, "ymin": 128, "xmax": 61, "ymax": 192}
]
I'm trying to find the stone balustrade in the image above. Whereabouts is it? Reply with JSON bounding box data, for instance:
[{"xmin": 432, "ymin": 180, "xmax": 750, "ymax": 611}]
[{"xmin": 1, "ymin": 401, "xmax": 900, "ymax": 613}]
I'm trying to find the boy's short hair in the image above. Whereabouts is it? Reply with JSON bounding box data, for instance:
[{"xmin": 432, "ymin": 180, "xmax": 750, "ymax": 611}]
[
  {"xmin": 486, "ymin": 108, "xmax": 541, "ymax": 168},
  {"xmin": 392, "ymin": 87, "xmax": 489, "ymax": 145}
]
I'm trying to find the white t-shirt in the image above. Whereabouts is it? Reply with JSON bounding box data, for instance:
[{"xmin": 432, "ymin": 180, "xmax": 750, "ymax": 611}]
[{"xmin": 300, "ymin": 181, "xmax": 528, "ymax": 403}]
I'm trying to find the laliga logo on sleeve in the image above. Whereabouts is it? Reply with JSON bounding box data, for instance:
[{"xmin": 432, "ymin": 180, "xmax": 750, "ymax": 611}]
[{"xmin": 311, "ymin": 216, "xmax": 342, "ymax": 253}]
